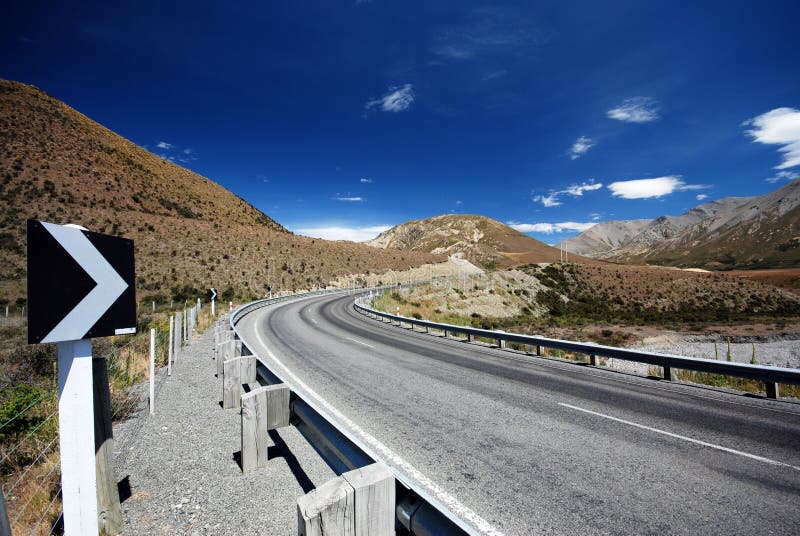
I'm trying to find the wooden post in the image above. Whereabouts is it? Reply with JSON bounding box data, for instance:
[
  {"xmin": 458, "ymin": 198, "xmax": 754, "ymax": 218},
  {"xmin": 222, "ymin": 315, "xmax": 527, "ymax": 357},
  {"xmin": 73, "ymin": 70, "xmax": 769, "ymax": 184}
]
[
  {"xmin": 499, "ymin": 339, "xmax": 506, "ymax": 349},
  {"xmin": 57, "ymin": 339, "xmax": 99, "ymax": 535},
  {"xmin": 223, "ymin": 356, "xmax": 256, "ymax": 409},
  {"xmin": 168, "ymin": 316, "xmax": 174, "ymax": 376},
  {"xmin": 535, "ymin": 345, "xmax": 541, "ymax": 356},
  {"xmin": 149, "ymin": 328, "xmax": 155, "ymax": 415},
  {"xmin": 93, "ymin": 358, "xmax": 124, "ymax": 534},
  {"xmin": 297, "ymin": 477, "xmax": 355, "ymax": 536},
  {"xmin": 765, "ymin": 381, "xmax": 780, "ymax": 399},
  {"xmin": 589, "ymin": 354, "xmax": 598, "ymax": 366},
  {"xmin": 241, "ymin": 384, "xmax": 290, "ymax": 473},
  {"xmin": 467, "ymin": 333, "xmax": 474, "ymax": 343},
  {"xmin": 342, "ymin": 463, "xmax": 395, "ymax": 536},
  {"xmin": 1, "ymin": 483, "xmax": 12, "ymax": 536}
]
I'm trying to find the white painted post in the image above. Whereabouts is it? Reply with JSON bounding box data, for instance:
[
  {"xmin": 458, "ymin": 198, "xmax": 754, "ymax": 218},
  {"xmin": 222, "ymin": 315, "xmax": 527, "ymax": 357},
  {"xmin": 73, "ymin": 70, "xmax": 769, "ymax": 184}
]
[
  {"xmin": 57, "ymin": 339, "xmax": 99, "ymax": 535},
  {"xmin": 149, "ymin": 328, "xmax": 155, "ymax": 415},
  {"xmin": 152, "ymin": 301, "xmax": 155, "ymax": 312},
  {"xmin": 211, "ymin": 299, "xmax": 216, "ymax": 317},
  {"xmin": 168, "ymin": 316, "xmax": 174, "ymax": 376},
  {"xmin": 197, "ymin": 297, "xmax": 201, "ymax": 312}
]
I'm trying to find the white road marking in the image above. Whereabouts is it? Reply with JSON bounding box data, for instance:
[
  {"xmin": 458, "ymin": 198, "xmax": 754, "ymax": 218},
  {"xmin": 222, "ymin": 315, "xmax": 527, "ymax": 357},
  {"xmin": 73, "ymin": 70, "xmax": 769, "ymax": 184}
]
[
  {"xmin": 346, "ymin": 337, "xmax": 374, "ymax": 349},
  {"xmin": 559, "ymin": 402, "xmax": 800, "ymax": 471},
  {"xmin": 251, "ymin": 314, "xmax": 503, "ymax": 536}
]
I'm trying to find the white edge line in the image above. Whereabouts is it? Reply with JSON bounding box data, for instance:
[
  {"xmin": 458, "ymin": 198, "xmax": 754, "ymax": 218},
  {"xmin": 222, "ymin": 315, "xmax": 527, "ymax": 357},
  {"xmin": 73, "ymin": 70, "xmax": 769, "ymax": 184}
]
[
  {"xmin": 243, "ymin": 296, "xmax": 504, "ymax": 536},
  {"xmin": 558, "ymin": 402, "xmax": 800, "ymax": 472}
]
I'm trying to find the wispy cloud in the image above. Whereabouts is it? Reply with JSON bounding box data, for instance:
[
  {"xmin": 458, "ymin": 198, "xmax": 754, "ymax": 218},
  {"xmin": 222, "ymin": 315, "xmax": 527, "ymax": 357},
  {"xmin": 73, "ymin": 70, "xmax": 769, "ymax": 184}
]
[
  {"xmin": 360, "ymin": 178, "xmax": 373, "ymax": 183},
  {"xmin": 156, "ymin": 141, "xmax": 174, "ymax": 149},
  {"xmin": 333, "ymin": 196, "xmax": 364, "ymax": 202},
  {"xmin": 432, "ymin": 7, "xmax": 547, "ymax": 62},
  {"xmin": 533, "ymin": 180, "xmax": 603, "ymax": 208},
  {"xmin": 365, "ymin": 84, "xmax": 415, "ymax": 113},
  {"xmin": 766, "ymin": 170, "xmax": 799, "ymax": 184},
  {"xmin": 744, "ymin": 107, "xmax": 800, "ymax": 170},
  {"xmin": 295, "ymin": 225, "xmax": 391, "ymax": 242},
  {"xmin": 607, "ymin": 97, "xmax": 660, "ymax": 123},
  {"xmin": 509, "ymin": 221, "xmax": 597, "ymax": 234},
  {"xmin": 607, "ymin": 176, "xmax": 707, "ymax": 199},
  {"xmin": 569, "ymin": 136, "xmax": 594, "ymax": 160},
  {"xmin": 696, "ymin": 194, "xmax": 709, "ymax": 201}
]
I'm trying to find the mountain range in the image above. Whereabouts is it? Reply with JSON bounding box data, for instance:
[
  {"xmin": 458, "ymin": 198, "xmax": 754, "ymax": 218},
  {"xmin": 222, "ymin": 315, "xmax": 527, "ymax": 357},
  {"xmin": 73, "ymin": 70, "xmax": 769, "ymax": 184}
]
[
  {"xmin": 569, "ymin": 179, "xmax": 800, "ymax": 269},
  {"xmin": 0, "ymin": 79, "xmax": 441, "ymax": 304}
]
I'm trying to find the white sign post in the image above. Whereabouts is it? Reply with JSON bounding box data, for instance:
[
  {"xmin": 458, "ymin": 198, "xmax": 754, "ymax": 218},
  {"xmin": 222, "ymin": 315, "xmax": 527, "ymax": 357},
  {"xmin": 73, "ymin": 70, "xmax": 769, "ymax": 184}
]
[
  {"xmin": 57, "ymin": 339, "xmax": 99, "ymax": 535},
  {"xmin": 210, "ymin": 288, "xmax": 217, "ymax": 317}
]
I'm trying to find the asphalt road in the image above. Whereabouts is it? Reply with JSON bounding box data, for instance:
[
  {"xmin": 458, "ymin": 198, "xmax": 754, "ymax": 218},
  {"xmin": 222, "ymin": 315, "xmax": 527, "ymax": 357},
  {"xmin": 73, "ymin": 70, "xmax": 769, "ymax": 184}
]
[{"xmin": 236, "ymin": 293, "xmax": 800, "ymax": 535}]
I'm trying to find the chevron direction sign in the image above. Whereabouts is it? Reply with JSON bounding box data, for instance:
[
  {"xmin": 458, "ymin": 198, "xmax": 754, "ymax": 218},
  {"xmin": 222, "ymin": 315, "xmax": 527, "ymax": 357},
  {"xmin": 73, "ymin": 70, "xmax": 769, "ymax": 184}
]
[{"xmin": 27, "ymin": 220, "xmax": 136, "ymax": 344}]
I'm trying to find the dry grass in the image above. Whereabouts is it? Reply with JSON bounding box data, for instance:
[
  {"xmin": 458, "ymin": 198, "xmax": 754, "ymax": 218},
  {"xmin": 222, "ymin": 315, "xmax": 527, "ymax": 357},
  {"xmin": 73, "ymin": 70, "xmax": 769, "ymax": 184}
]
[{"xmin": 0, "ymin": 78, "xmax": 443, "ymax": 306}]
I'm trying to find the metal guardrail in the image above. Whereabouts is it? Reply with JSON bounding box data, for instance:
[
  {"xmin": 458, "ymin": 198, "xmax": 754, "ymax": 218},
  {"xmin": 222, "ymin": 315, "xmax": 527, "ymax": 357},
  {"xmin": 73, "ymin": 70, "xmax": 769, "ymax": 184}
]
[
  {"xmin": 353, "ymin": 296, "xmax": 800, "ymax": 397},
  {"xmin": 230, "ymin": 287, "xmax": 471, "ymax": 535}
]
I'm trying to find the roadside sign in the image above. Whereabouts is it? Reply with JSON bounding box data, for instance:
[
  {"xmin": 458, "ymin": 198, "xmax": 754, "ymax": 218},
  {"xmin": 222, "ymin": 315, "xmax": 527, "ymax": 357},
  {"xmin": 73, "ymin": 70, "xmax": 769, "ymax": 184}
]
[
  {"xmin": 27, "ymin": 220, "xmax": 136, "ymax": 344},
  {"xmin": 209, "ymin": 287, "xmax": 217, "ymax": 301}
]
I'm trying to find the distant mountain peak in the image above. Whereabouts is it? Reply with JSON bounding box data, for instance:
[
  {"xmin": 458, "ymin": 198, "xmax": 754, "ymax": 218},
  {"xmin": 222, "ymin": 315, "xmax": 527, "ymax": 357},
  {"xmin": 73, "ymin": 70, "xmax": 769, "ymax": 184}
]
[{"xmin": 569, "ymin": 179, "xmax": 800, "ymax": 269}]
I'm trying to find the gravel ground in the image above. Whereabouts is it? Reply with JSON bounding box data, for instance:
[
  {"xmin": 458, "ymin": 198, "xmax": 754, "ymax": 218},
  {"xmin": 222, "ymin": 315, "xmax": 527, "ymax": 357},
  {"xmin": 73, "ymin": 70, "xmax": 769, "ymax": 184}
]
[
  {"xmin": 606, "ymin": 334, "xmax": 800, "ymax": 377},
  {"xmin": 113, "ymin": 318, "xmax": 335, "ymax": 535}
]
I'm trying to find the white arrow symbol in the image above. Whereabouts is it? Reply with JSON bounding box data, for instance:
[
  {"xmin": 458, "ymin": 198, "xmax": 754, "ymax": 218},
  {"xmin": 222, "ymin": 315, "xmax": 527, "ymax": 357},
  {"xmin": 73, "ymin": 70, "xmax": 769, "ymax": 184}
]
[
  {"xmin": 210, "ymin": 288, "xmax": 217, "ymax": 300},
  {"xmin": 40, "ymin": 222, "xmax": 129, "ymax": 343}
]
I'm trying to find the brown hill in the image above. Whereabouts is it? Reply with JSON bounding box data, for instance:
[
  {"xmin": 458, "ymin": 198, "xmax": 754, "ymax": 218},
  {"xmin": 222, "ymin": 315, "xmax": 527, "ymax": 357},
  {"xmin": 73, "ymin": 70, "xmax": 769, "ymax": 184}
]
[
  {"xmin": 365, "ymin": 214, "xmax": 600, "ymax": 268},
  {"xmin": 570, "ymin": 180, "xmax": 800, "ymax": 269},
  {"xmin": 0, "ymin": 79, "xmax": 442, "ymax": 305}
]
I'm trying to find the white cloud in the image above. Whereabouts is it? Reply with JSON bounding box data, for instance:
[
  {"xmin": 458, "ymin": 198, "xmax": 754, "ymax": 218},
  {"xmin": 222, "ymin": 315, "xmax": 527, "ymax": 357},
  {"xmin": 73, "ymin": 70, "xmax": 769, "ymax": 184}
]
[
  {"xmin": 569, "ymin": 136, "xmax": 594, "ymax": 160},
  {"xmin": 365, "ymin": 84, "xmax": 415, "ymax": 113},
  {"xmin": 455, "ymin": 200, "xmax": 462, "ymax": 205},
  {"xmin": 766, "ymin": 170, "xmax": 799, "ymax": 184},
  {"xmin": 360, "ymin": 178, "xmax": 373, "ymax": 183},
  {"xmin": 295, "ymin": 225, "xmax": 391, "ymax": 242},
  {"xmin": 607, "ymin": 176, "xmax": 707, "ymax": 199},
  {"xmin": 533, "ymin": 180, "xmax": 603, "ymax": 207},
  {"xmin": 696, "ymin": 194, "xmax": 709, "ymax": 201},
  {"xmin": 333, "ymin": 196, "xmax": 364, "ymax": 202},
  {"xmin": 607, "ymin": 97, "xmax": 660, "ymax": 123},
  {"xmin": 744, "ymin": 107, "xmax": 800, "ymax": 170},
  {"xmin": 509, "ymin": 221, "xmax": 597, "ymax": 234},
  {"xmin": 532, "ymin": 194, "xmax": 561, "ymax": 207},
  {"xmin": 156, "ymin": 141, "xmax": 174, "ymax": 149}
]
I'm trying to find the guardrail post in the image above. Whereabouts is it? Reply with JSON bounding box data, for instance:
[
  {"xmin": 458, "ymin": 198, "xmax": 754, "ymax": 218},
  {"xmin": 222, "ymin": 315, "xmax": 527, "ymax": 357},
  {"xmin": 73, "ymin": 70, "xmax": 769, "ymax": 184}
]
[
  {"xmin": 223, "ymin": 356, "xmax": 256, "ymax": 409},
  {"xmin": 241, "ymin": 383, "xmax": 290, "ymax": 473},
  {"xmin": 589, "ymin": 354, "xmax": 598, "ymax": 366},
  {"xmin": 663, "ymin": 366, "xmax": 674, "ymax": 381},
  {"xmin": 534, "ymin": 345, "xmax": 541, "ymax": 356},
  {"xmin": 765, "ymin": 381, "xmax": 780, "ymax": 399},
  {"xmin": 297, "ymin": 463, "xmax": 395, "ymax": 536},
  {"xmin": 298, "ymin": 475, "xmax": 354, "ymax": 536},
  {"xmin": 342, "ymin": 464, "xmax": 395, "ymax": 536},
  {"xmin": 498, "ymin": 338, "xmax": 506, "ymax": 349},
  {"xmin": 467, "ymin": 333, "xmax": 474, "ymax": 343},
  {"xmin": 443, "ymin": 329, "xmax": 448, "ymax": 338}
]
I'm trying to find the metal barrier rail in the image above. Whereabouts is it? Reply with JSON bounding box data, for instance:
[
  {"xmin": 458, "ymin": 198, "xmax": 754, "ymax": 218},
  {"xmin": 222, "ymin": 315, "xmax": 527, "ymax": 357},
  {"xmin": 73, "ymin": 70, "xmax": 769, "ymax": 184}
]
[
  {"xmin": 230, "ymin": 287, "xmax": 470, "ymax": 535},
  {"xmin": 353, "ymin": 297, "xmax": 800, "ymax": 397}
]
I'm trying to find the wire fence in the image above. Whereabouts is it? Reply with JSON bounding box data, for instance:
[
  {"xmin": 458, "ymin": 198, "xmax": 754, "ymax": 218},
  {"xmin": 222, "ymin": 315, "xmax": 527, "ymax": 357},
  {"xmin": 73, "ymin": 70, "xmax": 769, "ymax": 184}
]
[{"xmin": 0, "ymin": 304, "xmax": 200, "ymax": 535}]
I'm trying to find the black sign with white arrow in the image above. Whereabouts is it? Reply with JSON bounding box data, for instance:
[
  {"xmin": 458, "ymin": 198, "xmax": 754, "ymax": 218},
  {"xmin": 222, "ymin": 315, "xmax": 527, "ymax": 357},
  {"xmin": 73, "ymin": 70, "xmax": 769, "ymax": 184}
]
[
  {"xmin": 209, "ymin": 288, "xmax": 217, "ymax": 301},
  {"xmin": 27, "ymin": 220, "xmax": 136, "ymax": 344}
]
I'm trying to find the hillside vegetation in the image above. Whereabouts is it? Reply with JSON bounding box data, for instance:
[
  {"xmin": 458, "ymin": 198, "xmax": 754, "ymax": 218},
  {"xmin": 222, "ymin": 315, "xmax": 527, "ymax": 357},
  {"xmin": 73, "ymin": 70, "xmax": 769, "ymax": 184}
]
[{"xmin": 0, "ymin": 79, "xmax": 442, "ymax": 305}]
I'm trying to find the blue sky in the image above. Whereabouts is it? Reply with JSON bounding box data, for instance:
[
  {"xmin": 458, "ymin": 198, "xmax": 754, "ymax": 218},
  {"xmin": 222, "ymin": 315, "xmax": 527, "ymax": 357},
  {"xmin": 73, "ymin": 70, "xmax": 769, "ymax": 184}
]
[{"xmin": 2, "ymin": 1, "xmax": 799, "ymax": 244}]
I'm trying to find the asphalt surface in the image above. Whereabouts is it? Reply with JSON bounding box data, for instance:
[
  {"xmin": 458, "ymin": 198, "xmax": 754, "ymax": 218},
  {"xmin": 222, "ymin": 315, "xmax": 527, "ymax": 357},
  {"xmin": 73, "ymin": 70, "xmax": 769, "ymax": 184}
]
[{"xmin": 236, "ymin": 293, "xmax": 800, "ymax": 535}]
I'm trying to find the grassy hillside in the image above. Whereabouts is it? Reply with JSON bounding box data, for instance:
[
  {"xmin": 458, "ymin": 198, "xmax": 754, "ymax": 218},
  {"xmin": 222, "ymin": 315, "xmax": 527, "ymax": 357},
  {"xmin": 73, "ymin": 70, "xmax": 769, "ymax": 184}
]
[
  {"xmin": 0, "ymin": 79, "xmax": 442, "ymax": 306},
  {"xmin": 367, "ymin": 213, "xmax": 600, "ymax": 268}
]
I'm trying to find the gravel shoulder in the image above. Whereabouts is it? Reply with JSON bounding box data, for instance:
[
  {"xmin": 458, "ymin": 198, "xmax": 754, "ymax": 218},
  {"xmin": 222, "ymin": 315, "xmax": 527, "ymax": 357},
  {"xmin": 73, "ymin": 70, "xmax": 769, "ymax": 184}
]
[{"xmin": 113, "ymin": 318, "xmax": 335, "ymax": 535}]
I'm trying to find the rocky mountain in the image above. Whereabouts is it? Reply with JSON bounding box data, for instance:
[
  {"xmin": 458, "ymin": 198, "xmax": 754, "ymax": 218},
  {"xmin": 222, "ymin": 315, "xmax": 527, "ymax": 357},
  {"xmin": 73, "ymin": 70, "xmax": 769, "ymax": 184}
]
[
  {"xmin": 366, "ymin": 214, "xmax": 599, "ymax": 268},
  {"xmin": 0, "ymin": 79, "xmax": 442, "ymax": 304},
  {"xmin": 570, "ymin": 180, "xmax": 800, "ymax": 269}
]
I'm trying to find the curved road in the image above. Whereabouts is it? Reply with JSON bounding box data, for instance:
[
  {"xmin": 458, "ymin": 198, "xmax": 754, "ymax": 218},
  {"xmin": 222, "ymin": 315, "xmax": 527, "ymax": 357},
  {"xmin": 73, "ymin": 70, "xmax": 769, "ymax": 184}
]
[{"xmin": 236, "ymin": 293, "xmax": 800, "ymax": 535}]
